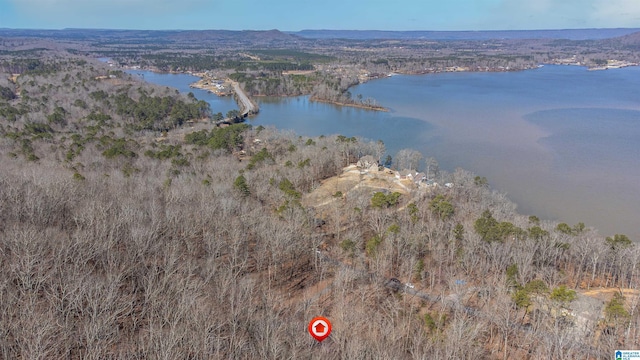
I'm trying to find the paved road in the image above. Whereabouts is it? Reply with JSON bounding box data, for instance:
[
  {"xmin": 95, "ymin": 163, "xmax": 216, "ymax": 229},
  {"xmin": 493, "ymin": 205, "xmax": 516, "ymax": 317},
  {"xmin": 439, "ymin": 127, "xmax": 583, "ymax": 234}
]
[{"xmin": 231, "ymin": 81, "xmax": 257, "ymax": 115}]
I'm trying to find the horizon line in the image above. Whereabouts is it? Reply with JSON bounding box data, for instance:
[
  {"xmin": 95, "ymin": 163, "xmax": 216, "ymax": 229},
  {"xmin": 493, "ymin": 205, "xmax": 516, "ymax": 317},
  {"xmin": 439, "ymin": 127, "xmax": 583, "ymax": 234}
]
[{"xmin": 1, "ymin": 27, "xmax": 640, "ymax": 32}]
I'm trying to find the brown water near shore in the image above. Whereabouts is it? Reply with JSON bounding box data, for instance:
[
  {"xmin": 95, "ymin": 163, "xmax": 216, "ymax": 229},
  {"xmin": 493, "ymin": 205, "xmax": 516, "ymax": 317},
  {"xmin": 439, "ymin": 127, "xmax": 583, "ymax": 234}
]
[{"xmin": 348, "ymin": 66, "xmax": 640, "ymax": 239}]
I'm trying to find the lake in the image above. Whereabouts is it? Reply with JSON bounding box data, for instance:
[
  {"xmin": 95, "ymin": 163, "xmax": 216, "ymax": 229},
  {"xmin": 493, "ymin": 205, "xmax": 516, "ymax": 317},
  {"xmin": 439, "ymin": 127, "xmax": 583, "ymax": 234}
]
[{"xmin": 128, "ymin": 65, "xmax": 640, "ymax": 239}]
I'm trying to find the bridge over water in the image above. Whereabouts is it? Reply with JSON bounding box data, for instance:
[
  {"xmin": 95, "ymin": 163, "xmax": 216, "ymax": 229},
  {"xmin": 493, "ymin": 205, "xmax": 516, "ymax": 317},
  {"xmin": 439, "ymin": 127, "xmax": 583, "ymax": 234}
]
[{"xmin": 213, "ymin": 81, "xmax": 259, "ymax": 125}]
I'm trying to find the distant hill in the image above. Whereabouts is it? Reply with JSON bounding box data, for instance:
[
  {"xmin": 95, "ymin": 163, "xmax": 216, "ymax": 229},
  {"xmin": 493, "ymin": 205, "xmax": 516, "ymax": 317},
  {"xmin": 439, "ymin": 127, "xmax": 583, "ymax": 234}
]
[
  {"xmin": 606, "ymin": 30, "xmax": 640, "ymax": 50},
  {"xmin": 3, "ymin": 28, "xmax": 638, "ymax": 43},
  {"xmin": 165, "ymin": 29, "xmax": 299, "ymax": 42},
  {"xmin": 292, "ymin": 28, "xmax": 640, "ymax": 41},
  {"xmin": 0, "ymin": 28, "xmax": 301, "ymax": 44}
]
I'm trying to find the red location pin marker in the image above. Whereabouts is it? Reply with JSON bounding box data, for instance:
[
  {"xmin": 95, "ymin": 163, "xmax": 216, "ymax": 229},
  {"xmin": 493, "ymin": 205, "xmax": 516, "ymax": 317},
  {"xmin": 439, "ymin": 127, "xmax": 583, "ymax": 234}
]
[{"xmin": 308, "ymin": 316, "xmax": 332, "ymax": 342}]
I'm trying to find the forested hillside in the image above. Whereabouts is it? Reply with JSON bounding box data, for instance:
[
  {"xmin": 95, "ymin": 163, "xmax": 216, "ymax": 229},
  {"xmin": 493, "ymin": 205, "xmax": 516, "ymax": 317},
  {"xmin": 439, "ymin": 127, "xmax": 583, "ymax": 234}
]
[{"xmin": 1, "ymin": 56, "xmax": 639, "ymax": 359}]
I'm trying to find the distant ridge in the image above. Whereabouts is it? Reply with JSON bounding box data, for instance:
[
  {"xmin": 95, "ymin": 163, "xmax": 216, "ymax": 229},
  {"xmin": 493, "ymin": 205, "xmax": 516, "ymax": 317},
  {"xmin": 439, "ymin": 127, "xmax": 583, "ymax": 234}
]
[
  {"xmin": 291, "ymin": 28, "xmax": 640, "ymax": 41},
  {"xmin": 166, "ymin": 29, "xmax": 299, "ymax": 42},
  {"xmin": 0, "ymin": 28, "xmax": 301, "ymax": 44},
  {"xmin": 3, "ymin": 28, "xmax": 639, "ymax": 43},
  {"xmin": 607, "ymin": 30, "xmax": 640, "ymax": 49}
]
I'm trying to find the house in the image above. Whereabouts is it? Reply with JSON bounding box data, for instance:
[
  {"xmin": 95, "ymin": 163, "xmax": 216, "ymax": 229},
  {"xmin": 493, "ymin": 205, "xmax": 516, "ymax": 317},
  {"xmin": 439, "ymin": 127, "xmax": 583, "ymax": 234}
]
[
  {"xmin": 386, "ymin": 278, "xmax": 402, "ymax": 291},
  {"xmin": 424, "ymin": 180, "xmax": 438, "ymax": 188},
  {"xmin": 357, "ymin": 155, "xmax": 378, "ymax": 169},
  {"xmin": 396, "ymin": 169, "xmax": 412, "ymax": 180},
  {"xmin": 314, "ymin": 323, "xmax": 326, "ymax": 334},
  {"xmin": 413, "ymin": 172, "xmax": 427, "ymax": 184}
]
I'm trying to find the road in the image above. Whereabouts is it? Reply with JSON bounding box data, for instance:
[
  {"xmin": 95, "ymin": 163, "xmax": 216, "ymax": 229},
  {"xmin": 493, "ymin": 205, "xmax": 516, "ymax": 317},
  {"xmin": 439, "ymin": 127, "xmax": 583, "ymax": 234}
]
[{"xmin": 231, "ymin": 81, "xmax": 257, "ymax": 115}]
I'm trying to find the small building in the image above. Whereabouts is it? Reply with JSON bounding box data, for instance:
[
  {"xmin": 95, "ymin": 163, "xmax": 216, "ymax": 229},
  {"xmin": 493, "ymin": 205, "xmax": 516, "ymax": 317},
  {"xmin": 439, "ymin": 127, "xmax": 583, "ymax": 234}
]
[
  {"xmin": 357, "ymin": 155, "xmax": 378, "ymax": 169},
  {"xmin": 396, "ymin": 169, "xmax": 413, "ymax": 180},
  {"xmin": 423, "ymin": 180, "xmax": 438, "ymax": 188},
  {"xmin": 413, "ymin": 172, "xmax": 427, "ymax": 184}
]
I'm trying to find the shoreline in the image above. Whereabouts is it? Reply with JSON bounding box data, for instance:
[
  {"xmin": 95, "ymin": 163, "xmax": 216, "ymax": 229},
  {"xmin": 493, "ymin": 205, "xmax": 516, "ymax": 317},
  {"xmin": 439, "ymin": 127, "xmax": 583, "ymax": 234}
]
[
  {"xmin": 309, "ymin": 96, "xmax": 389, "ymax": 112},
  {"xmin": 184, "ymin": 71, "xmax": 386, "ymax": 113},
  {"xmin": 127, "ymin": 62, "xmax": 639, "ymax": 119},
  {"xmin": 127, "ymin": 67, "xmax": 259, "ymax": 116},
  {"xmin": 189, "ymin": 78, "xmax": 233, "ymax": 96},
  {"xmin": 184, "ymin": 70, "xmax": 389, "ymax": 112},
  {"xmin": 125, "ymin": 64, "xmax": 639, "ymax": 239}
]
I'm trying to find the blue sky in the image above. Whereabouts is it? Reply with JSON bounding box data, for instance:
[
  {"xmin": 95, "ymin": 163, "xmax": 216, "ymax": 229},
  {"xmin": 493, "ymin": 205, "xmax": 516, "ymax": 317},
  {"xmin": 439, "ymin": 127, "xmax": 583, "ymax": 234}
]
[{"xmin": 1, "ymin": 0, "xmax": 640, "ymax": 31}]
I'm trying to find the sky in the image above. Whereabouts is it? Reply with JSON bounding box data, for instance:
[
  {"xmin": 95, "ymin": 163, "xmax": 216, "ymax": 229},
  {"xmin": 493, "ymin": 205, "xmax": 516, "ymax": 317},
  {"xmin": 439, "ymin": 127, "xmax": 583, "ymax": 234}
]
[{"xmin": 1, "ymin": 0, "xmax": 640, "ymax": 31}]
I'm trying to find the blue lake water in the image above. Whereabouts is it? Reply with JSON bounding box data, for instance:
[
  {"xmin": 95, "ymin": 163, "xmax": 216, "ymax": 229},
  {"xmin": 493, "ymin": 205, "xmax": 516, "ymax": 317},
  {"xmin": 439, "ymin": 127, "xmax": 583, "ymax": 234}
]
[
  {"xmin": 127, "ymin": 70, "xmax": 238, "ymax": 113},
  {"xmin": 129, "ymin": 65, "xmax": 640, "ymax": 239}
]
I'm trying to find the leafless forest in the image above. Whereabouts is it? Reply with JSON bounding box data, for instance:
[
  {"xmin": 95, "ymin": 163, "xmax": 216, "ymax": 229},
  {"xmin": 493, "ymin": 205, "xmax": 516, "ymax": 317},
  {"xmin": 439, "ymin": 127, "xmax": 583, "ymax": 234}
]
[{"xmin": 1, "ymin": 54, "xmax": 640, "ymax": 359}]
